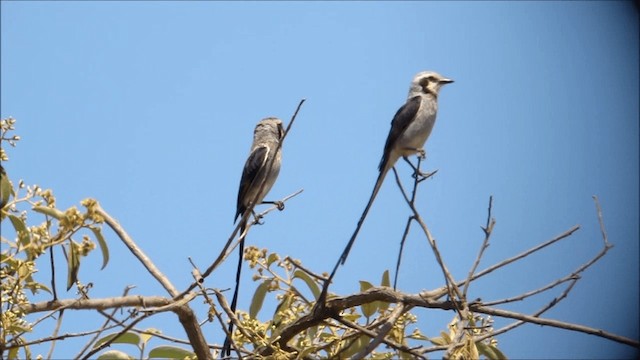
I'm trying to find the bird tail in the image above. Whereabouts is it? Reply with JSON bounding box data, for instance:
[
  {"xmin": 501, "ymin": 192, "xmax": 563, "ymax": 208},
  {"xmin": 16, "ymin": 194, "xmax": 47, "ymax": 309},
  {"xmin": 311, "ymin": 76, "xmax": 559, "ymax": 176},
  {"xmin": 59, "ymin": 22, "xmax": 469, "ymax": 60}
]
[
  {"xmin": 328, "ymin": 165, "xmax": 389, "ymax": 283},
  {"xmin": 222, "ymin": 223, "xmax": 246, "ymax": 358}
]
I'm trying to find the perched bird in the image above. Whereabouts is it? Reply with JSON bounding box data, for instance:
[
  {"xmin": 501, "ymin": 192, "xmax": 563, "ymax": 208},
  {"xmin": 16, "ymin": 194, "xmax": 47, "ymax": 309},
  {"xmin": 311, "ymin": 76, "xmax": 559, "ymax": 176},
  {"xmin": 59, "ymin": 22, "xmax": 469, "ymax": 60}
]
[
  {"xmin": 329, "ymin": 71, "xmax": 453, "ymax": 281},
  {"xmin": 223, "ymin": 117, "xmax": 284, "ymax": 357}
]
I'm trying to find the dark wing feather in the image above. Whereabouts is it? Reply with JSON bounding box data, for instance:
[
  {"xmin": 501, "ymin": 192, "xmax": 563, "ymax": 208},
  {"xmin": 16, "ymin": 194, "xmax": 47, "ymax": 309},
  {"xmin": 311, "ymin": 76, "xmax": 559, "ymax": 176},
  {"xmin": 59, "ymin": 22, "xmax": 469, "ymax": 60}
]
[
  {"xmin": 235, "ymin": 145, "xmax": 269, "ymax": 222},
  {"xmin": 378, "ymin": 96, "xmax": 421, "ymax": 171}
]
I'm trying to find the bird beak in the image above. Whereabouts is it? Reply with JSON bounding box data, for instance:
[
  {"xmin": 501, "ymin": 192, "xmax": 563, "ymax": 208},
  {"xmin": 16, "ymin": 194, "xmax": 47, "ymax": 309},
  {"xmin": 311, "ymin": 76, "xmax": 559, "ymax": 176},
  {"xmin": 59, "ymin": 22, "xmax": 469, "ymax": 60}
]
[{"xmin": 440, "ymin": 78, "xmax": 454, "ymax": 84}]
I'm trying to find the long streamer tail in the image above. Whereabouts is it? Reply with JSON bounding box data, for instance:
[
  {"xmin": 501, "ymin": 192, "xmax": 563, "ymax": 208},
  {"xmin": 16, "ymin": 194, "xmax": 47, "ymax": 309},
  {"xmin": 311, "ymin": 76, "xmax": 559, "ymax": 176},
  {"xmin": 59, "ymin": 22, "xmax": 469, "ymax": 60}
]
[
  {"xmin": 222, "ymin": 224, "xmax": 246, "ymax": 358},
  {"xmin": 319, "ymin": 166, "xmax": 390, "ymax": 303}
]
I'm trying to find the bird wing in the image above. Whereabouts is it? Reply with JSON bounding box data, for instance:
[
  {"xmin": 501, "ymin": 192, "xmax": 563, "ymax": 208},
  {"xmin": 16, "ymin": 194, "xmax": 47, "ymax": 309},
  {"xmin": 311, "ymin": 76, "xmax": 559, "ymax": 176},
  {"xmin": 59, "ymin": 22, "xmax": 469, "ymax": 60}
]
[
  {"xmin": 378, "ymin": 95, "xmax": 421, "ymax": 171},
  {"xmin": 235, "ymin": 145, "xmax": 269, "ymax": 222}
]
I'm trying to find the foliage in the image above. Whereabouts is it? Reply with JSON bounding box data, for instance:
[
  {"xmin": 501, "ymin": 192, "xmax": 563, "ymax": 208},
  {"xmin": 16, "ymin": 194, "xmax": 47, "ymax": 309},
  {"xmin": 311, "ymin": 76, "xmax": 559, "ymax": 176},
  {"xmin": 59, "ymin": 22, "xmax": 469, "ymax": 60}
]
[
  {"xmin": 228, "ymin": 246, "xmax": 501, "ymax": 359},
  {"xmin": 1, "ymin": 117, "xmax": 634, "ymax": 359}
]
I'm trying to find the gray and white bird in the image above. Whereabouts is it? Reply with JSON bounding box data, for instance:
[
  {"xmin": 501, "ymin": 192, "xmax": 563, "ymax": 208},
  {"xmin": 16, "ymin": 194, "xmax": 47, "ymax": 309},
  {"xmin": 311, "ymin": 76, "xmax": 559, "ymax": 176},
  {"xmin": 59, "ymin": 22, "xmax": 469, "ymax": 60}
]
[
  {"xmin": 329, "ymin": 71, "xmax": 453, "ymax": 280},
  {"xmin": 223, "ymin": 117, "xmax": 284, "ymax": 357}
]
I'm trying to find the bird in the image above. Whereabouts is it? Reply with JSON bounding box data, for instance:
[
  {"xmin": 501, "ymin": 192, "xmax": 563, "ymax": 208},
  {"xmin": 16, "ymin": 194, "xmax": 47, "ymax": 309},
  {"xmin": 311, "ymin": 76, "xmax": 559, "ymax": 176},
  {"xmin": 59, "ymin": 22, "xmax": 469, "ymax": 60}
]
[
  {"xmin": 328, "ymin": 71, "xmax": 453, "ymax": 283},
  {"xmin": 223, "ymin": 117, "xmax": 284, "ymax": 358}
]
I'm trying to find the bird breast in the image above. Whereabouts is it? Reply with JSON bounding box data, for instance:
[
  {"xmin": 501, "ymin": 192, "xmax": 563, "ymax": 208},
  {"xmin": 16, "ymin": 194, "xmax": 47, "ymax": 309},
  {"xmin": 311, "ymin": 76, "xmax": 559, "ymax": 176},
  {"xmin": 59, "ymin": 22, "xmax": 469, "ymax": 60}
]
[{"xmin": 397, "ymin": 97, "xmax": 438, "ymax": 156}]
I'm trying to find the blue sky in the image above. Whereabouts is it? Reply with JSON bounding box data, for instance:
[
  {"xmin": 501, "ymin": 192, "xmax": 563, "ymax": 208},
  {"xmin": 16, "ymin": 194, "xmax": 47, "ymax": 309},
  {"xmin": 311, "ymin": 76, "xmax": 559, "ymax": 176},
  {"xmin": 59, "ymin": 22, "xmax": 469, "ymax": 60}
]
[{"xmin": 1, "ymin": 1, "xmax": 638, "ymax": 358}]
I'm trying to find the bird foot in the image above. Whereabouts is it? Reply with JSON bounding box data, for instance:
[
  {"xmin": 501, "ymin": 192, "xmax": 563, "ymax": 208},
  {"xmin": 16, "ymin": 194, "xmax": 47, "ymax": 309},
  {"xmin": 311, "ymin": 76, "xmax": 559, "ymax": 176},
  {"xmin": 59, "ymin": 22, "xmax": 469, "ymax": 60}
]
[
  {"xmin": 414, "ymin": 169, "xmax": 438, "ymax": 182},
  {"xmin": 251, "ymin": 212, "xmax": 265, "ymax": 225},
  {"xmin": 274, "ymin": 201, "xmax": 285, "ymax": 211}
]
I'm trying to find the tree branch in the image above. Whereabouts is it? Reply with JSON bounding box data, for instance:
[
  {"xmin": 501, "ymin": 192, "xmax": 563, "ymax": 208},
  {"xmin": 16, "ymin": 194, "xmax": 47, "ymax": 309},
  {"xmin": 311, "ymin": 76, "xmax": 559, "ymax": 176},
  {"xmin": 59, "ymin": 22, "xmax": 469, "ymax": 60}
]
[
  {"xmin": 95, "ymin": 204, "xmax": 178, "ymax": 297},
  {"xmin": 470, "ymin": 304, "xmax": 638, "ymax": 348},
  {"xmin": 463, "ymin": 196, "xmax": 495, "ymax": 298},
  {"xmin": 353, "ymin": 303, "xmax": 411, "ymax": 360}
]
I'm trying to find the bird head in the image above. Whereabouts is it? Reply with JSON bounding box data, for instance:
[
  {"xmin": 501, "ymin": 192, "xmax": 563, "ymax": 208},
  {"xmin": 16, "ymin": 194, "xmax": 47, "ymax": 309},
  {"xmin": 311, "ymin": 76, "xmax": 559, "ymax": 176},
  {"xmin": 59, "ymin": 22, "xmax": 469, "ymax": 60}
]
[
  {"xmin": 409, "ymin": 71, "xmax": 454, "ymax": 98},
  {"xmin": 255, "ymin": 117, "xmax": 284, "ymax": 142}
]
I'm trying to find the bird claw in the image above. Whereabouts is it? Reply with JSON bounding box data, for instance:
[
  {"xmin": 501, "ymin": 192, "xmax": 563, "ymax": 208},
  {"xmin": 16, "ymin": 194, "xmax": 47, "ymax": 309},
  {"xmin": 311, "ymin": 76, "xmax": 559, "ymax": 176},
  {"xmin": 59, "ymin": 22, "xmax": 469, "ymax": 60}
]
[
  {"xmin": 252, "ymin": 213, "xmax": 265, "ymax": 225},
  {"xmin": 414, "ymin": 169, "xmax": 438, "ymax": 182},
  {"xmin": 274, "ymin": 201, "xmax": 285, "ymax": 211}
]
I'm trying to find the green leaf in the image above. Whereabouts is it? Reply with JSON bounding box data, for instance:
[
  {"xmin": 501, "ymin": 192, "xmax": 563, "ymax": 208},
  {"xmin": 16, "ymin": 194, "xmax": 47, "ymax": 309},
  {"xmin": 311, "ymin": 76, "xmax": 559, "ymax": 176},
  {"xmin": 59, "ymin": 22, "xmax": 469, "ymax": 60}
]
[
  {"xmin": 376, "ymin": 270, "xmax": 391, "ymax": 312},
  {"xmin": 93, "ymin": 332, "xmax": 141, "ymax": 349},
  {"xmin": 272, "ymin": 293, "xmax": 293, "ymax": 330},
  {"xmin": 429, "ymin": 336, "xmax": 448, "ymax": 346},
  {"xmin": 381, "ymin": 269, "xmax": 390, "ymax": 287},
  {"xmin": 7, "ymin": 344, "xmax": 18, "ymax": 360},
  {"xmin": 293, "ymin": 269, "xmax": 320, "ymax": 300},
  {"xmin": 96, "ymin": 350, "xmax": 134, "ymax": 360},
  {"xmin": 477, "ymin": 342, "xmax": 507, "ymax": 360},
  {"xmin": 340, "ymin": 335, "xmax": 369, "ymax": 359},
  {"xmin": 8, "ymin": 214, "xmax": 30, "ymax": 247},
  {"xmin": 32, "ymin": 205, "xmax": 64, "ymax": 220},
  {"xmin": 407, "ymin": 328, "xmax": 428, "ymax": 341},
  {"xmin": 266, "ymin": 252, "xmax": 279, "ymax": 267},
  {"xmin": 140, "ymin": 328, "xmax": 161, "ymax": 346},
  {"xmin": 0, "ymin": 167, "xmax": 13, "ymax": 209},
  {"xmin": 66, "ymin": 243, "xmax": 80, "ymax": 291},
  {"xmin": 359, "ymin": 281, "xmax": 375, "ymax": 318},
  {"xmin": 491, "ymin": 344, "xmax": 507, "ymax": 360},
  {"xmin": 148, "ymin": 345, "xmax": 195, "ymax": 359},
  {"xmin": 400, "ymin": 349, "xmax": 414, "ymax": 360},
  {"xmin": 90, "ymin": 226, "xmax": 109, "ymax": 270},
  {"xmin": 297, "ymin": 346, "xmax": 318, "ymax": 359},
  {"xmin": 249, "ymin": 280, "xmax": 270, "ymax": 319},
  {"xmin": 24, "ymin": 280, "xmax": 52, "ymax": 295}
]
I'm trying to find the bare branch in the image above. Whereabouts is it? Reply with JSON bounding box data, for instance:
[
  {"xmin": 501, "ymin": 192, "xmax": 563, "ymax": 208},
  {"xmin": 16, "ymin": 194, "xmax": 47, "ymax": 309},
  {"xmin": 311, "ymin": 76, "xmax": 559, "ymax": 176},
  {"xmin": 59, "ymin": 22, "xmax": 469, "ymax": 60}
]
[
  {"xmin": 95, "ymin": 204, "xmax": 178, "ymax": 297},
  {"xmin": 75, "ymin": 285, "xmax": 137, "ymax": 358},
  {"xmin": 392, "ymin": 159, "xmax": 463, "ymax": 307},
  {"xmin": 334, "ymin": 315, "xmax": 426, "ymax": 359},
  {"xmin": 22, "ymin": 295, "xmax": 170, "ymax": 314},
  {"xmin": 592, "ymin": 195, "xmax": 610, "ymax": 246},
  {"xmin": 463, "ymin": 196, "xmax": 495, "ymax": 298},
  {"xmin": 81, "ymin": 312, "xmax": 151, "ymax": 360},
  {"xmin": 353, "ymin": 303, "xmax": 411, "ymax": 360},
  {"xmin": 470, "ymin": 304, "xmax": 639, "ymax": 348},
  {"xmin": 213, "ymin": 288, "xmax": 256, "ymax": 358},
  {"xmin": 453, "ymin": 225, "xmax": 581, "ymax": 294}
]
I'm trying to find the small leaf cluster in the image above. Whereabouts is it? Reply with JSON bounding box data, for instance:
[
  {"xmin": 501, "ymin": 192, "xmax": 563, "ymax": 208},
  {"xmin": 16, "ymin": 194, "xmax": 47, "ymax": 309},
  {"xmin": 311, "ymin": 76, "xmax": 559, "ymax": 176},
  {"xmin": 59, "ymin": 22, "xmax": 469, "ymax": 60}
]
[
  {"xmin": 429, "ymin": 314, "xmax": 505, "ymax": 360},
  {"xmin": 229, "ymin": 246, "xmax": 444, "ymax": 359},
  {"xmin": 1, "ymin": 118, "xmax": 110, "ymax": 358}
]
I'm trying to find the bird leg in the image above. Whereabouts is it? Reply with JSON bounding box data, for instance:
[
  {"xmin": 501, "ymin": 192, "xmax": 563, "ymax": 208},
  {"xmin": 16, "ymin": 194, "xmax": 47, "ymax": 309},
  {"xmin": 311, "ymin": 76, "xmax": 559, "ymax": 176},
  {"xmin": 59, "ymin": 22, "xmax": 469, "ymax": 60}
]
[
  {"xmin": 262, "ymin": 200, "xmax": 285, "ymax": 211},
  {"xmin": 250, "ymin": 209, "xmax": 265, "ymax": 225},
  {"xmin": 402, "ymin": 156, "xmax": 434, "ymax": 180}
]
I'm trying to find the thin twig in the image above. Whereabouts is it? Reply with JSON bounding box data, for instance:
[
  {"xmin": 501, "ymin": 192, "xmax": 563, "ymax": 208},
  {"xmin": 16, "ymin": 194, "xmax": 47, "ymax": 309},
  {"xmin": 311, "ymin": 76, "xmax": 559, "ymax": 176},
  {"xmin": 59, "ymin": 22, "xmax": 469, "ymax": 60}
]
[
  {"xmin": 75, "ymin": 285, "xmax": 136, "ymax": 358},
  {"xmin": 286, "ymin": 256, "xmax": 326, "ymax": 282},
  {"xmin": 481, "ymin": 274, "xmax": 579, "ymax": 307},
  {"xmin": 333, "ymin": 315, "xmax": 426, "ymax": 359},
  {"xmin": 213, "ymin": 289, "xmax": 256, "ymax": 358},
  {"xmin": 45, "ymin": 309, "xmax": 64, "ymax": 359},
  {"xmin": 393, "ymin": 216, "xmax": 414, "ymax": 290},
  {"xmin": 463, "ymin": 196, "xmax": 495, "ymax": 298},
  {"xmin": 393, "ymin": 158, "xmax": 463, "ymax": 308},
  {"xmin": 470, "ymin": 304, "xmax": 638, "ymax": 347},
  {"xmin": 592, "ymin": 195, "xmax": 610, "ymax": 246},
  {"xmin": 451, "ymin": 225, "xmax": 581, "ymax": 296},
  {"xmin": 353, "ymin": 303, "xmax": 411, "ymax": 360},
  {"xmin": 81, "ymin": 312, "xmax": 151, "ymax": 360}
]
